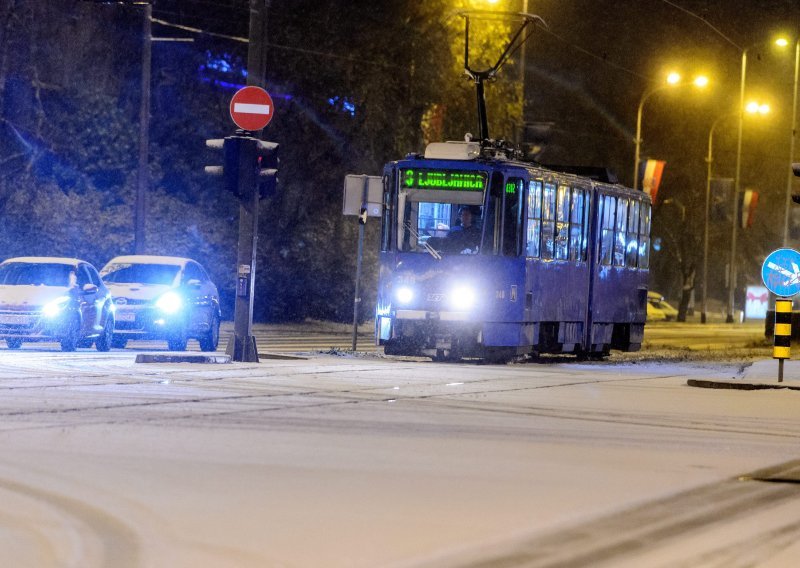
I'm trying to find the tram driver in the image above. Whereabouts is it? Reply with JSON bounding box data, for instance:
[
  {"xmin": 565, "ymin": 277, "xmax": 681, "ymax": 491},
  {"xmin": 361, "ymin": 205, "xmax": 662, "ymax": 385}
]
[{"xmin": 445, "ymin": 205, "xmax": 482, "ymax": 253}]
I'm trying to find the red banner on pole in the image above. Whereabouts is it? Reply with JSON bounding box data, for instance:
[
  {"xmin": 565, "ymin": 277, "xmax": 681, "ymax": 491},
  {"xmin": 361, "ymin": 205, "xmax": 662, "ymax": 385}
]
[{"xmin": 639, "ymin": 159, "xmax": 666, "ymax": 204}]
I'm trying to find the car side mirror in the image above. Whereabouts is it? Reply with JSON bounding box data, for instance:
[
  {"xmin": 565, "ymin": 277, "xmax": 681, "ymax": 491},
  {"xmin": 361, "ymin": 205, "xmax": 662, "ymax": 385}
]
[
  {"xmin": 82, "ymin": 283, "xmax": 98, "ymax": 294},
  {"xmin": 186, "ymin": 279, "xmax": 202, "ymax": 289}
]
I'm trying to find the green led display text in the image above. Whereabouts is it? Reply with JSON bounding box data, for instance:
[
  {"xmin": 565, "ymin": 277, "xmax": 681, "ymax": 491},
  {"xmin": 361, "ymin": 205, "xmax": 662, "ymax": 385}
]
[{"xmin": 401, "ymin": 168, "xmax": 487, "ymax": 191}]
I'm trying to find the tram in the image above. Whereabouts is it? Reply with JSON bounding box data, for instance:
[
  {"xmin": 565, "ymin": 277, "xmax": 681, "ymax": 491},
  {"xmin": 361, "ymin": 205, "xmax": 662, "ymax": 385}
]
[
  {"xmin": 375, "ymin": 142, "xmax": 651, "ymax": 361},
  {"xmin": 373, "ymin": 10, "xmax": 651, "ymax": 361}
]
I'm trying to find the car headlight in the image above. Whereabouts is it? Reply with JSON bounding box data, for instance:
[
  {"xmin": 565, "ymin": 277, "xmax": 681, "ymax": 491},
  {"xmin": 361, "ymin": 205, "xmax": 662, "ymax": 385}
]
[
  {"xmin": 42, "ymin": 296, "xmax": 70, "ymax": 318},
  {"xmin": 155, "ymin": 291, "xmax": 183, "ymax": 314},
  {"xmin": 449, "ymin": 286, "xmax": 476, "ymax": 309},
  {"xmin": 395, "ymin": 286, "xmax": 414, "ymax": 305}
]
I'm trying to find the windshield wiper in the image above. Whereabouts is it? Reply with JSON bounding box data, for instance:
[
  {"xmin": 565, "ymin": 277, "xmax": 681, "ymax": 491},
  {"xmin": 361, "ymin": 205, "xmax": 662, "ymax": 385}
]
[{"xmin": 404, "ymin": 220, "xmax": 442, "ymax": 260}]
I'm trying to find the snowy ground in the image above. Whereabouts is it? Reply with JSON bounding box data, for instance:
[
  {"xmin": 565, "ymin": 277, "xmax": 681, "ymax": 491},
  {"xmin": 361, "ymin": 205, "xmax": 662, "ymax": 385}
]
[{"xmin": 0, "ymin": 346, "xmax": 798, "ymax": 567}]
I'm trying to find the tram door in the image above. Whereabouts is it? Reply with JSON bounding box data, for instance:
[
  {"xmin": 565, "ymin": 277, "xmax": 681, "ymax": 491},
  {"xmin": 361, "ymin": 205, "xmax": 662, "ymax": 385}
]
[{"xmin": 586, "ymin": 191, "xmax": 649, "ymax": 352}]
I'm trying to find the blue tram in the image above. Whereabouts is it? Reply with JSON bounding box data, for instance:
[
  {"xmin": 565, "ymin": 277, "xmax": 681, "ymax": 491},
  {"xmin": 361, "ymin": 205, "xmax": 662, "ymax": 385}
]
[{"xmin": 374, "ymin": 141, "xmax": 651, "ymax": 361}]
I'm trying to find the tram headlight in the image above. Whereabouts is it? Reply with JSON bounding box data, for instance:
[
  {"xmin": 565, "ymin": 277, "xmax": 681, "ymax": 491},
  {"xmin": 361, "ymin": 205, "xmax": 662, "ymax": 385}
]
[
  {"xmin": 395, "ymin": 286, "xmax": 414, "ymax": 305},
  {"xmin": 449, "ymin": 286, "xmax": 476, "ymax": 309}
]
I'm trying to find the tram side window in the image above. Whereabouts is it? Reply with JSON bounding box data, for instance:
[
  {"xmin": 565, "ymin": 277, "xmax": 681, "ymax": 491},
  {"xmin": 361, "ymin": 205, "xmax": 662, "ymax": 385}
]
[
  {"xmin": 503, "ymin": 178, "xmax": 523, "ymax": 256},
  {"xmin": 555, "ymin": 185, "xmax": 570, "ymax": 260},
  {"xmin": 626, "ymin": 200, "xmax": 640, "ymax": 268},
  {"xmin": 613, "ymin": 197, "xmax": 628, "ymax": 267},
  {"xmin": 600, "ymin": 194, "xmax": 615, "ymax": 266},
  {"xmin": 569, "ymin": 187, "xmax": 587, "ymax": 262},
  {"xmin": 526, "ymin": 180, "xmax": 542, "ymax": 257},
  {"xmin": 639, "ymin": 201, "xmax": 652, "ymax": 269},
  {"xmin": 541, "ymin": 182, "xmax": 556, "ymax": 259}
]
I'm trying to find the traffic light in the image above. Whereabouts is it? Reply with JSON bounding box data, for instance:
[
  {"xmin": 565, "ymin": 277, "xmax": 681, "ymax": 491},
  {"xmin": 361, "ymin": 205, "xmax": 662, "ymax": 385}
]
[
  {"xmin": 205, "ymin": 136, "xmax": 279, "ymax": 200},
  {"xmin": 255, "ymin": 140, "xmax": 279, "ymax": 199}
]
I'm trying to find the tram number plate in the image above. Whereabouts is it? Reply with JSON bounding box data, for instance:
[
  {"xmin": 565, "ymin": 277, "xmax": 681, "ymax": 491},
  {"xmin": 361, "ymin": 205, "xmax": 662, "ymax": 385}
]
[
  {"xmin": 116, "ymin": 312, "xmax": 136, "ymax": 322},
  {"xmin": 0, "ymin": 314, "xmax": 31, "ymax": 325},
  {"xmin": 427, "ymin": 293, "xmax": 444, "ymax": 302}
]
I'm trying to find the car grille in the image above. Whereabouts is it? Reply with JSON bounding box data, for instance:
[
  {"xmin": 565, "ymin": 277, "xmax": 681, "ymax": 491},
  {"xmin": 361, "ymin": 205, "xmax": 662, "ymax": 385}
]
[{"xmin": 114, "ymin": 298, "xmax": 149, "ymax": 306}]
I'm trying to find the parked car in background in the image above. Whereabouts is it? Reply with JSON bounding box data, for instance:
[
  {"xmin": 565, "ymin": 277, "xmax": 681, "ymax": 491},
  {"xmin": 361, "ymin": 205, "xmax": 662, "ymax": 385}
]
[
  {"xmin": 100, "ymin": 255, "xmax": 221, "ymax": 351},
  {"xmin": 647, "ymin": 291, "xmax": 679, "ymax": 322},
  {"xmin": 0, "ymin": 257, "xmax": 115, "ymax": 351}
]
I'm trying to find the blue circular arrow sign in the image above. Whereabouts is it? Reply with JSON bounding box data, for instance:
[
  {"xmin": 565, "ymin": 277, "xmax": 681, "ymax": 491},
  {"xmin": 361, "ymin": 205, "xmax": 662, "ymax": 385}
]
[{"xmin": 762, "ymin": 248, "xmax": 800, "ymax": 297}]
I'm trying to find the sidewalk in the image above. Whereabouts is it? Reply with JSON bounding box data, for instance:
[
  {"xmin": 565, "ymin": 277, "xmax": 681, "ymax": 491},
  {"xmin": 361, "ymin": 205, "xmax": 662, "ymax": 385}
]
[{"xmin": 688, "ymin": 359, "xmax": 800, "ymax": 391}]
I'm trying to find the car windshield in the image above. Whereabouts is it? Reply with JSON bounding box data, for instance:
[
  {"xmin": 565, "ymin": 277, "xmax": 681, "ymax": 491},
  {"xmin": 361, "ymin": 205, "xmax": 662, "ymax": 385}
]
[
  {"xmin": 101, "ymin": 263, "xmax": 180, "ymax": 285},
  {"xmin": 0, "ymin": 262, "xmax": 73, "ymax": 286}
]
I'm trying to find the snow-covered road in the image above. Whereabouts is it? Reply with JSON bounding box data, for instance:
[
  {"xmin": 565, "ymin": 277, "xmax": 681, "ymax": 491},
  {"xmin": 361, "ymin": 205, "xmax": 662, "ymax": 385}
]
[{"xmin": 0, "ymin": 350, "xmax": 797, "ymax": 567}]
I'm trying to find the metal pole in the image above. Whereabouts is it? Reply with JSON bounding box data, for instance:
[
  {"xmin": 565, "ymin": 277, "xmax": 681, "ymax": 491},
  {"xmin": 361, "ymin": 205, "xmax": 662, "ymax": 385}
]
[
  {"xmin": 247, "ymin": 0, "xmax": 270, "ymax": 89},
  {"xmin": 783, "ymin": 39, "xmax": 799, "ymax": 247},
  {"xmin": 702, "ymin": 123, "xmax": 715, "ymax": 324},
  {"xmin": 518, "ymin": 0, "xmax": 528, "ymax": 145},
  {"xmin": 134, "ymin": 2, "xmax": 151, "ymax": 254},
  {"xmin": 634, "ymin": 96, "xmax": 644, "ymax": 191},
  {"xmin": 727, "ymin": 50, "xmax": 747, "ymax": 323},
  {"xmin": 352, "ymin": 177, "xmax": 368, "ymax": 351}
]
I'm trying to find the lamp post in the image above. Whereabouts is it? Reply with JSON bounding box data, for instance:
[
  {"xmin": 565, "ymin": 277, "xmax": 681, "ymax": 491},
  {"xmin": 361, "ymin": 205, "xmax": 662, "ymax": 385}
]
[
  {"xmin": 702, "ymin": 105, "xmax": 768, "ymax": 324},
  {"xmin": 702, "ymin": 114, "xmax": 731, "ymax": 324},
  {"xmin": 726, "ymin": 48, "xmax": 749, "ymax": 324},
  {"xmin": 634, "ymin": 73, "xmax": 708, "ymax": 191},
  {"xmin": 780, "ymin": 37, "xmax": 800, "ymax": 247}
]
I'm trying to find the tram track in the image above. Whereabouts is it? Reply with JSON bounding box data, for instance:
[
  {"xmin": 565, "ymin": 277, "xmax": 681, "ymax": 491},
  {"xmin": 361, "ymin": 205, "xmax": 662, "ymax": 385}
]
[
  {"xmin": 424, "ymin": 461, "xmax": 800, "ymax": 568},
  {"xmin": 0, "ymin": 476, "xmax": 140, "ymax": 568},
  {"xmin": 0, "ymin": 363, "xmax": 797, "ymax": 448}
]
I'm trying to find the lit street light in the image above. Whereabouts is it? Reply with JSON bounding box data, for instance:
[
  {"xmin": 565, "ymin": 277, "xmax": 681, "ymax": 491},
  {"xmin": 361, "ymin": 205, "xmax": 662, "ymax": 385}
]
[
  {"xmin": 702, "ymin": 103, "xmax": 769, "ymax": 324},
  {"xmin": 633, "ymin": 73, "xmax": 709, "ymax": 191}
]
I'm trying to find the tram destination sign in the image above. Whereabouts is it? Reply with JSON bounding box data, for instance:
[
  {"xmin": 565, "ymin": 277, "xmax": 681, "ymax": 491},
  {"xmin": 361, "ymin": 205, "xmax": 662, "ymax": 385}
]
[{"xmin": 401, "ymin": 168, "xmax": 487, "ymax": 191}]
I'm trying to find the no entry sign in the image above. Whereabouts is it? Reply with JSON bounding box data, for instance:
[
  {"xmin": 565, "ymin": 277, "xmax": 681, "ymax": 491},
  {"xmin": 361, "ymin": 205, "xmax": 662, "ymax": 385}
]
[{"xmin": 229, "ymin": 86, "xmax": 274, "ymax": 131}]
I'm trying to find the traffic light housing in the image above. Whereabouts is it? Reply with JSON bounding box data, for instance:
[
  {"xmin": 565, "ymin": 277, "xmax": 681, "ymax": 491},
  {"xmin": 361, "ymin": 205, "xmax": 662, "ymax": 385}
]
[
  {"xmin": 205, "ymin": 136, "xmax": 279, "ymax": 200},
  {"xmin": 255, "ymin": 140, "xmax": 279, "ymax": 199},
  {"xmin": 792, "ymin": 163, "xmax": 800, "ymax": 204}
]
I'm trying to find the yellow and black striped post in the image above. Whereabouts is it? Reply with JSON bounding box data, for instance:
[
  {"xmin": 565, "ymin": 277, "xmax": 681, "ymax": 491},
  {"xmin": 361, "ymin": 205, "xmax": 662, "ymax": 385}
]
[{"xmin": 774, "ymin": 298, "xmax": 792, "ymax": 382}]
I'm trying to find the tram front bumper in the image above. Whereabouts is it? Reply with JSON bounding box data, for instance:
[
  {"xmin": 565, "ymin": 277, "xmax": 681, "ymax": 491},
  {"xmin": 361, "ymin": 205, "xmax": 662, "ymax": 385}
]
[{"xmin": 382, "ymin": 311, "xmax": 482, "ymax": 356}]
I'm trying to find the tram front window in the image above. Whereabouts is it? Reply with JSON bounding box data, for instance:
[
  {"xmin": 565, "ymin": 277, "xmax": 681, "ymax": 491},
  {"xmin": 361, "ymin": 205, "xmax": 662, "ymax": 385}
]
[{"xmin": 400, "ymin": 200, "xmax": 484, "ymax": 255}]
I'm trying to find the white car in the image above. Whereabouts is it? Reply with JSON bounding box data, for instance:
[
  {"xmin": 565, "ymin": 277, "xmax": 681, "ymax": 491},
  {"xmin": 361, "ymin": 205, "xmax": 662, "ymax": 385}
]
[
  {"xmin": 100, "ymin": 255, "xmax": 221, "ymax": 351},
  {"xmin": 0, "ymin": 257, "xmax": 115, "ymax": 351}
]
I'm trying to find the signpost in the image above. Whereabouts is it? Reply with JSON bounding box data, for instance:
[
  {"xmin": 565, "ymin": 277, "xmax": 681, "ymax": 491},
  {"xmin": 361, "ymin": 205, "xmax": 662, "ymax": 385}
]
[
  {"xmin": 761, "ymin": 248, "xmax": 800, "ymax": 381},
  {"xmin": 206, "ymin": 86, "xmax": 279, "ymax": 362},
  {"xmin": 343, "ymin": 175, "xmax": 383, "ymax": 351}
]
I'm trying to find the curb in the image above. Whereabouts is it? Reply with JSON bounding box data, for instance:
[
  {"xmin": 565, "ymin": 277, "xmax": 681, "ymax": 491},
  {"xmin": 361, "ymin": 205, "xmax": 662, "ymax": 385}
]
[
  {"xmin": 135, "ymin": 353, "xmax": 231, "ymax": 364},
  {"xmin": 687, "ymin": 379, "xmax": 800, "ymax": 391}
]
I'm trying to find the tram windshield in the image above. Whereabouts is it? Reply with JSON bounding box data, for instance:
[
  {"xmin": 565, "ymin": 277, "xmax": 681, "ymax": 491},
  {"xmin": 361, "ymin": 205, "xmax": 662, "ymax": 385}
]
[{"xmin": 398, "ymin": 194, "xmax": 485, "ymax": 256}]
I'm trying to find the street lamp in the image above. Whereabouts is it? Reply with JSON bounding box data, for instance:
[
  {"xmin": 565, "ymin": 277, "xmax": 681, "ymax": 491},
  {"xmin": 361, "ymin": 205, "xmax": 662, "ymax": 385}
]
[
  {"xmin": 634, "ymin": 73, "xmax": 709, "ymax": 191},
  {"xmin": 702, "ymin": 103, "xmax": 769, "ymax": 324},
  {"xmin": 778, "ymin": 37, "xmax": 800, "ymax": 247}
]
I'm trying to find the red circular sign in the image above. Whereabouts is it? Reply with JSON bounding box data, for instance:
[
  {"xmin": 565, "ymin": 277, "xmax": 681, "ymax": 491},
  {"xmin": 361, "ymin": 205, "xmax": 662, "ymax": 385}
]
[{"xmin": 229, "ymin": 86, "xmax": 274, "ymax": 131}]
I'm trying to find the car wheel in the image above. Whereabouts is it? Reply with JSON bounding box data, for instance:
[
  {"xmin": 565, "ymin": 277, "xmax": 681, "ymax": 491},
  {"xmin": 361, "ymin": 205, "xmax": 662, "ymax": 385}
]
[
  {"xmin": 95, "ymin": 315, "xmax": 114, "ymax": 352},
  {"xmin": 6, "ymin": 338, "xmax": 22, "ymax": 350},
  {"xmin": 111, "ymin": 335, "xmax": 128, "ymax": 349},
  {"xmin": 167, "ymin": 328, "xmax": 188, "ymax": 351},
  {"xmin": 60, "ymin": 315, "xmax": 80, "ymax": 352},
  {"xmin": 199, "ymin": 313, "xmax": 220, "ymax": 352}
]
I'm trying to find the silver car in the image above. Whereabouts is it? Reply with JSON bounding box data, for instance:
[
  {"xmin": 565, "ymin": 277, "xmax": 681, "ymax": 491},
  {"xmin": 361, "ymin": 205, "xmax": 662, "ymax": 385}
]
[
  {"xmin": 100, "ymin": 255, "xmax": 221, "ymax": 351},
  {"xmin": 0, "ymin": 257, "xmax": 115, "ymax": 351}
]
